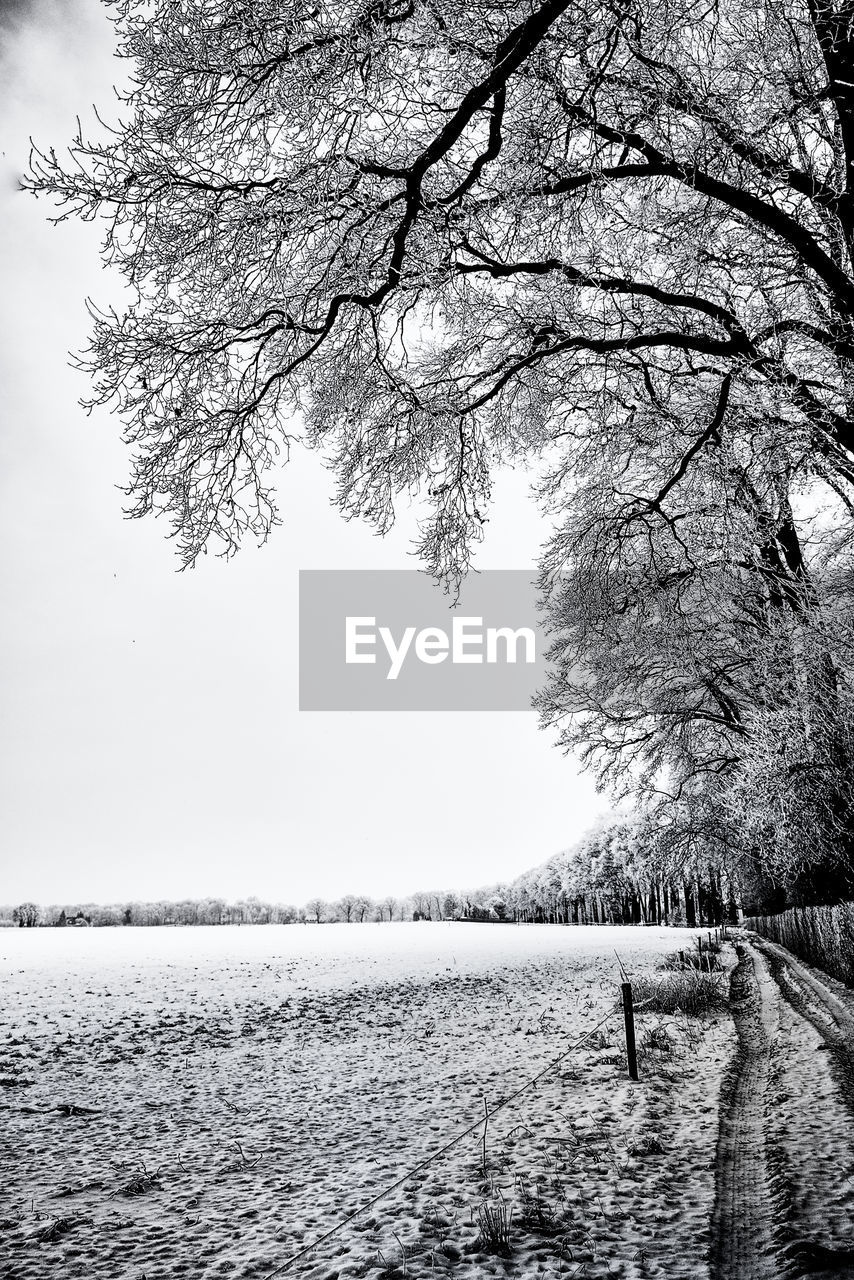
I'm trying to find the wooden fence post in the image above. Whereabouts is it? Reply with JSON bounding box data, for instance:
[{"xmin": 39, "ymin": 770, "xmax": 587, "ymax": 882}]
[{"xmin": 621, "ymin": 981, "xmax": 639, "ymax": 1081}]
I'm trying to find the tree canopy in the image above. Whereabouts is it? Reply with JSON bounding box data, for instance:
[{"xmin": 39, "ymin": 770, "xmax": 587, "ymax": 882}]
[{"xmin": 27, "ymin": 0, "xmax": 854, "ymax": 902}]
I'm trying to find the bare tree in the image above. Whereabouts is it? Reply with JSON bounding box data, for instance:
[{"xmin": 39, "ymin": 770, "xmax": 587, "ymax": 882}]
[
  {"xmin": 24, "ymin": 0, "xmax": 853, "ymax": 570},
  {"xmin": 25, "ymin": 0, "xmax": 854, "ymax": 896},
  {"xmin": 353, "ymin": 895, "xmax": 374, "ymax": 923},
  {"xmin": 304, "ymin": 898, "xmax": 328, "ymax": 925},
  {"xmin": 411, "ymin": 891, "xmax": 432, "ymax": 920},
  {"xmin": 336, "ymin": 894, "xmax": 358, "ymax": 923}
]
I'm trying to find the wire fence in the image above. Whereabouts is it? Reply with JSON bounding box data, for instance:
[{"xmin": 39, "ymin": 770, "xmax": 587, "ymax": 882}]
[
  {"xmin": 254, "ymin": 1005, "xmax": 618, "ymax": 1276},
  {"xmin": 206, "ymin": 945, "xmax": 727, "ymax": 1275},
  {"xmin": 744, "ymin": 901, "xmax": 854, "ymax": 987}
]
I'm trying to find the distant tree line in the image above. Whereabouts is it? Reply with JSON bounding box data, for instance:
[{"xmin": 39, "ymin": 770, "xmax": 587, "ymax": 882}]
[
  {"xmin": 2, "ymin": 813, "xmax": 747, "ymax": 930},
  {"xmin": 0, "ymin": 889, "xmax": 502, "ymax": 929}
]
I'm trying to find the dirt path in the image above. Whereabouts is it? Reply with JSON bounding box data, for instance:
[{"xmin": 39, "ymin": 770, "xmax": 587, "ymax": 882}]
[
  {"xmin": 710, "ymin": 941, "xmax": 781, "ymax": 1280},
  {"xmin": 711, "ymin": 935, "xmax": 854, "ymax": 1280},
  {"xmin": 749, "ymin": 933, "xmax": 854, "ymax": 1279},
  {"xmin": 750, "ymin": 934, "xmax": 854, "ymax": 1117}
]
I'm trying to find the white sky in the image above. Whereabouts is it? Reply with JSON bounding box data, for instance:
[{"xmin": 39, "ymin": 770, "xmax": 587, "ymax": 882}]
[{"xmin": 0, "ymin": 0, "xmax": 605, "ymax": 907}]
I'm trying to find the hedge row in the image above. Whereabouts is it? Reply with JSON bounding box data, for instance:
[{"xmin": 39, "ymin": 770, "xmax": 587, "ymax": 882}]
[{"xmin": 744, "ymin": 902, "xmax": 854, "ymax": 987}]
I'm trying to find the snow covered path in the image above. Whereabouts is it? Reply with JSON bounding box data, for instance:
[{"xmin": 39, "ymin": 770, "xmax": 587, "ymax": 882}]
[
  {"xmin": 712, "ymin": 936, "xmax": 854, "ymax": 1280},
  {"xmin": 710, "ymin": 943, "xmax": 778, "ymax": 1280},
  {"xmin": 751, "ymin": 935, "xmax": 854, "ymax": 1117}
]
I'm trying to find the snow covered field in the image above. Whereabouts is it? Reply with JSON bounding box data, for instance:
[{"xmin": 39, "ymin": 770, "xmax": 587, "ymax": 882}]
[{"xmin": 0, "ymin": 923, "xmax": 733, "ymax": 1280}]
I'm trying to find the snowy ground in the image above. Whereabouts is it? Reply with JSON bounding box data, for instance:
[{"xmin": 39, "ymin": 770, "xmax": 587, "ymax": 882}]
[{"xmin": 0, "ymin": 923, "xmax": 734, "ymax": 1280}]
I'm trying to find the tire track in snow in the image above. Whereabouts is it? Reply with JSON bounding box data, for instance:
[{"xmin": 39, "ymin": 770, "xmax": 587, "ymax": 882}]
[
  {"xmin": 710, "ymin": 941, "xmax": 781, "ymax": 1280},
  {"xmin": 747, "ymin": 934, "xmax": 854, "ymax": 1279},
  {"xmin": 749, "ymin": 934, "xmax": 854, "ymax": 1118}
]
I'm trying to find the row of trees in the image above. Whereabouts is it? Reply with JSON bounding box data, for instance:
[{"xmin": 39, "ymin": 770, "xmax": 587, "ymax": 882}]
[{"xmin": 507, "ymin": 818, "xmax": 736, "ymax": 927}]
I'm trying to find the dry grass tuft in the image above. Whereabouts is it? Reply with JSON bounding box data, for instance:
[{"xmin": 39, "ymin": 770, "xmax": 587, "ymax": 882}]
[
  {"xmin": 636, "ymin": 1021, "xmax": 677, "ymax": 1069},
  {"xmin": 34, "ymin": 1214, "xmax": 92, "ymax": 1243},
  {"xmin": 111, "ymin": 1165, "xmax": 162, "ymax": 1197},
  {"xmin": 514, "ymin": 1179, "xmax": 563, "ymax": 1236},
  {"xmin": 627, "ymin": 1130, "xmax": 666, "ymax": 1158},
  {"xmin": 476, "ymin": 1199, "xmax": 513, "ymax": 1255},
  {"xmin": 630, "ymin": 966, "xmax": 726, "ymax": 1017}
]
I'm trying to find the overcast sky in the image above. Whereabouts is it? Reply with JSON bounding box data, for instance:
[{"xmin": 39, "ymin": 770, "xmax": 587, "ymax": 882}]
[{"xmin": 0, "ymin": 0, "xmax": 606, "ymax": 908}]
